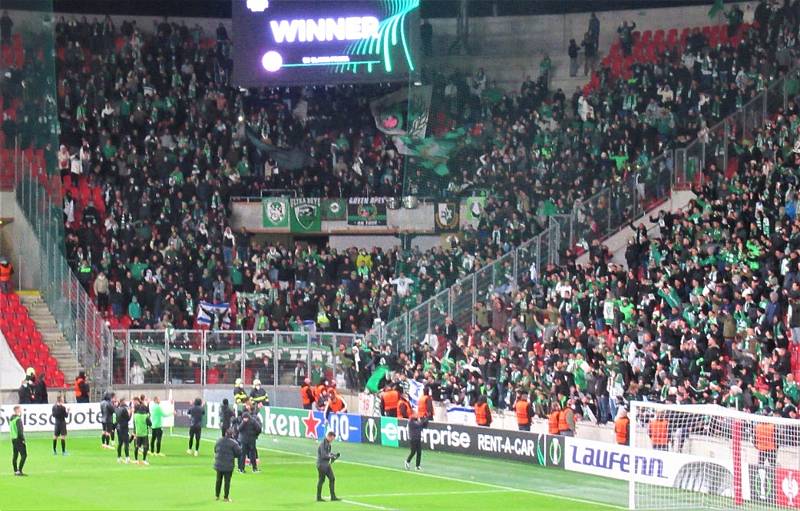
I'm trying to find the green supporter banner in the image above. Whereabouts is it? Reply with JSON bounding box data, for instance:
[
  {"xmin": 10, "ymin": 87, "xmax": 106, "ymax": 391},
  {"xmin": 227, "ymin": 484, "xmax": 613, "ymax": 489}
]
[
  {"xmin": 347, "ymin": 198, "xmax": 388, "ymax": 226},
  {"xmin": 322, "ymin": 199, "xmax": 346, "ymax": 221},
  {"xmin": 464, "ymin": 196, "xmax": 486, "ymax": 224},
  {"xmin": 262, "ymin": 197, "xmax": 289, "ymax": 228},
  {"xmin": 434, "ymin": 201, "xmax": 460, "ymax": 232},
  {"xmin": 290, "ymin": 198, "xmax": 322, "ymax": 233}
]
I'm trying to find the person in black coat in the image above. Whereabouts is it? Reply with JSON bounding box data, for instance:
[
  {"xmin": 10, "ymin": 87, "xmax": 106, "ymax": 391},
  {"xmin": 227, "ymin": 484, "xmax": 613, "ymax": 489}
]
[
  {"xmin": 404, "ymin": 416, "xmax": 429, "ymax": 470},
  {"xmin": 219, "ymin": 398, "xmax": 234, "ymax": 437},
  {"xmin": 17, "ymin": 379, "xmax": 33, "ymax": 404},
  {"xmin": 214, "ymin": 428, "xmax": 242, "ymax": 502},
  {"xmin": 115, "ymin": 399, "xmax": 131, "ymax": 462},
  {"xmin": 34, "ymin": 377, "xmax": 47, "ymax": 404},
  {"xmin": 237, "ymin": 412, "xmax": 261, "ymax": 473},
  {"xmin": 187, "ymin": 398, "xmax": 205, "ymax": 456}
]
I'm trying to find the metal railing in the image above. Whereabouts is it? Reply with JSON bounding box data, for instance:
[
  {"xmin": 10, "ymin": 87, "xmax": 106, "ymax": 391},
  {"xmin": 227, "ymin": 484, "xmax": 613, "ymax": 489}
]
[
  {"xmin": 674, "ymin": 68, "xmax": 797, "ymax": 189},
  {"xmin": 13, "ymin": 153, "xmax": 113, "ymax": 394},
  {"xmin": 112, "ymin": 329, "xmax": 364, "ymax": 391},
  {"xmin": 373, "ymin": 65, "xmax": 799, "ymax": 350}
]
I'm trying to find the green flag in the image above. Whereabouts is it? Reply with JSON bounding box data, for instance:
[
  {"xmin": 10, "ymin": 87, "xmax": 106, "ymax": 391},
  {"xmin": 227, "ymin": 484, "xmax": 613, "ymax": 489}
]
[
  {"xmin": 464, "ymin": 196, "xmax": 486, "ymax": 223},
  {"xmin": 708, "ymin": 0, "xmax": 724, "ymax": 18},
  {"xmin": 262, "ymin": 198, "xmax": 289, "ymax": 228},
  {"xmin": 366, "ymin": 365, "xmax": 389, "ymax": 393},
  {"xmin": 394, "ymin": 128, "xmax": 466, "ymax": 177},
  {"xmin": 289, "ymin": 198, "xmax": 321, "ymax": 233},
  {"xmin": 321, "ymin": 199, "xmax": 346, "ymax": 221},
  {"xmin": 370, "ymin": 85, "xmax": 432, "ymax": 138}
]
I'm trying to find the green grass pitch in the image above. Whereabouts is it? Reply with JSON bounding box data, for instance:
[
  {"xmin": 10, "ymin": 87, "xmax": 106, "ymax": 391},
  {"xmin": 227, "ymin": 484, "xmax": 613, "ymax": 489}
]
[{"xmin": 0, "ymin": 429, "xmax": 627, "ymax": 510}]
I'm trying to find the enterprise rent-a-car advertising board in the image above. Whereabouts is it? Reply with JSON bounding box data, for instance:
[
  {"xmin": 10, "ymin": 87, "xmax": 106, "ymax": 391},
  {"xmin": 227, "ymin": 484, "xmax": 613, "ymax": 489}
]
[{"xmin": 362, "ymin": 416, "xmax": 565, "ymax": 468}]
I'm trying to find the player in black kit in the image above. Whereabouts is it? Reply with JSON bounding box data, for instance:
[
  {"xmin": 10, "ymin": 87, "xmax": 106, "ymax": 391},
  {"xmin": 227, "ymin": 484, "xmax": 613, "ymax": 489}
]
[
  {"xmin": 52, "ymin": 396, "xmax": 68, "ymax": 456},
  {"xmin": 115, "ymin": 398, "xmax": 131, "ymax": 463}
]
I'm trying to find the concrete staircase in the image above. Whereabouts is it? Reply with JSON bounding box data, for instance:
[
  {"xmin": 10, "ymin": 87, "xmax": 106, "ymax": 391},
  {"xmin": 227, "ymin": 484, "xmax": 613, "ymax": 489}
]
[
  {"xmin": 19, "ymin": 293, "xmax": 82, "ymax": 382},
  {"xmin": 576, "ymin": 190, "xmax": 698, "ymax": 268}
]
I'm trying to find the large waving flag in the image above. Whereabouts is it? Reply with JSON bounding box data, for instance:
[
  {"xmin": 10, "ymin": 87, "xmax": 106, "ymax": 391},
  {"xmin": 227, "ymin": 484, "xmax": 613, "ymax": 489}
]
[{"xmin": 366, "ymin": 364, "xmax": 390, "ymax": 393}]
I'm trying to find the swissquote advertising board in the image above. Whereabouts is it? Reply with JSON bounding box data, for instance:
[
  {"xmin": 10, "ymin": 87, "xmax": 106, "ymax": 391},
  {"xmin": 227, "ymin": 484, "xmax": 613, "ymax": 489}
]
[
  {"xmin": 0, "ymin": 403, "xmax": 104, "ymax": 432},
  {"xmin": 1, "ymin": 401, "xmax": 177, "ymax": 433}
]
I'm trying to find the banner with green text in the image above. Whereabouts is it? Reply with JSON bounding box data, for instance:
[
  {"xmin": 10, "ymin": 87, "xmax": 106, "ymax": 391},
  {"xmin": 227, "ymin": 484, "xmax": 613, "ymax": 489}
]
[{"xmin": 290, "ymin": 198, "xmax": 322, "ymax": 233}]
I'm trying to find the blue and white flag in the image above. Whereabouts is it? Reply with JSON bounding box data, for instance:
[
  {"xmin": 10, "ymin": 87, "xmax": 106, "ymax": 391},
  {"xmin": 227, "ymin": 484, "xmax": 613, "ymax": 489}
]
[
  {"xmin": 197, "ymin": 301, "xmax": 231, "ymax": 328},
  {"xmin": 446, "ymin": 404, "xmax": 477, "ymax": 426},
  {"xmin": 407, "ymin": 379, "xmax": 424, "ymax": 408}
]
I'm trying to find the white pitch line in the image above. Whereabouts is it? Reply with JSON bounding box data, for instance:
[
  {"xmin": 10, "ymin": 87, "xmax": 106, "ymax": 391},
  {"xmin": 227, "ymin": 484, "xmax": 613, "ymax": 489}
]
[
  {"xmin": 346, "ymin": 489, "xmax": 513, "ymax": 498},
  {"xmin": 341, "ymin": 499, "xmax": 394, "ymax": 510},
  {"xmin": 173, "ymin": 434, "xmax": 626, "ymax": 510}
]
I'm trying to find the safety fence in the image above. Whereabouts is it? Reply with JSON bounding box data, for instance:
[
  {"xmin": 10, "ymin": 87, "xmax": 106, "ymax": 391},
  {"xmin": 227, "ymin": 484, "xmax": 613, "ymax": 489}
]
[
  {"xmin": 2, "ymin": 5, "xmax": 113, "ymax": 396},
  {"xmin": 111, "ymin": 329, "xmax": 364, "ymax": 392}
]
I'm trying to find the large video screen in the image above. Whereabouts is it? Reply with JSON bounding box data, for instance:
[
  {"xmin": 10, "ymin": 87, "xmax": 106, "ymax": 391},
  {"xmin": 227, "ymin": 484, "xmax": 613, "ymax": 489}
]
[{"xmin": 233, "ymin": 0, "xmax": 421, "ymax": 86}]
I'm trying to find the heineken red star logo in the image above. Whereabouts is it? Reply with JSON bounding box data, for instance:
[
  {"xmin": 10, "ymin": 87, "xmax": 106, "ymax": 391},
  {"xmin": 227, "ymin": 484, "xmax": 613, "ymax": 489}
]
[{"xmin": 303, "ymin": 410, "xmax": 321, "ymax": 439}]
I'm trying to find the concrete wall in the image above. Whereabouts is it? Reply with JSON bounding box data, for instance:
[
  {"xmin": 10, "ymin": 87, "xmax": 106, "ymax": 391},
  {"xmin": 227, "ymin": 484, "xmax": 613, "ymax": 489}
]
[
  {"xmin": 0, "ymin": 192, "xmax": 42, "ymax": 291},
  {"xmin": 428, "ymin": 2, "xmax": 755, "ymax": 58},
  {"xmin": 328, "ymin": 234, "xmax": 442, "ymax": 252},
  {"xmin": 231, "ymin": 200, "xmax": 438, "ymax": 234}
]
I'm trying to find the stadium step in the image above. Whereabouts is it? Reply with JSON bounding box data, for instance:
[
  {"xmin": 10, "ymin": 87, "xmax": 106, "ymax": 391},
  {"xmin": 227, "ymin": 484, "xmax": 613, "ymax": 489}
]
[{"xmin": 19, "ymin": 293, "xmax": 83, "ymax": 383}]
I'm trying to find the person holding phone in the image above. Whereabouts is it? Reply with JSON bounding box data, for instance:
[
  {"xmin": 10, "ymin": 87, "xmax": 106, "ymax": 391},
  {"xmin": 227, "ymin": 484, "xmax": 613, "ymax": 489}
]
[{"xmin": 316, "ymin": 431, "xmax": 340, "ymax": 502}]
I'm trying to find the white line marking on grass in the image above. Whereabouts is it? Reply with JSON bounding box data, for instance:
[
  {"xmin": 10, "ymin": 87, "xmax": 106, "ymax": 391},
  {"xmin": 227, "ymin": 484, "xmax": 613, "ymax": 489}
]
[
  {"xmin": 175, "ymin": 434, "xmax": 626, "ymax": 510},
  {"xmin": 341, "ymin": 499, "xmax": 394, "ymax": 510},
  {"xmin": 347, "ymin": 489, "xmax": 513, "ymax": 498}
]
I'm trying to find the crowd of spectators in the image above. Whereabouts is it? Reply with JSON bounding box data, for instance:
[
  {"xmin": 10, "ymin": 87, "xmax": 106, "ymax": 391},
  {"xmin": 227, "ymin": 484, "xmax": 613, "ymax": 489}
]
[
  {"xmin": 346, "ymin": 1, "xmax": 800, "ymax": 423},
  {"xmin": 6, "ymin": 2, "xmax": 800, "ymax": 420},
  {"xmin": 39, "ymin": 4, "xmax": 787, "ymax": 339}
]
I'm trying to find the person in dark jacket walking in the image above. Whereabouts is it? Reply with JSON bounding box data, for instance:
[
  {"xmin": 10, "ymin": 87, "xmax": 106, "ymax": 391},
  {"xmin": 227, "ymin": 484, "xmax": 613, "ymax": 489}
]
[
  {"xmin": 316, "ymin": 431, "xmax": 340, "ymax": 502},
  {"xmin": 214, "ymin": 429, "xmax": 242, "ymax": 502},
  {"xmin": 236, "ymin": 412, "xmax": 261, "ymax": 473},
  {"xmin": 187, "ymin": 398, "xmax": 205, "ymax": 456},
  {"xmin": 404, "ymin": 415, "xmax": 429, "ymax": 470},
  {"xmin": 219, "ymin": 399, "xmax": 234, "ymax": 437}
]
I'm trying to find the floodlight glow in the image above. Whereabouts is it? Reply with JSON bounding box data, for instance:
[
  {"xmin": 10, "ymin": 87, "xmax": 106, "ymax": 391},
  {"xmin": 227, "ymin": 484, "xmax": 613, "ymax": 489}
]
[
  {"xmin": 246, "ymin": 0, "xmax": 269, "ymax": 13},
  {"xmin": 261, "ymin": 51, "xmax": 283, "ymax": 72}
]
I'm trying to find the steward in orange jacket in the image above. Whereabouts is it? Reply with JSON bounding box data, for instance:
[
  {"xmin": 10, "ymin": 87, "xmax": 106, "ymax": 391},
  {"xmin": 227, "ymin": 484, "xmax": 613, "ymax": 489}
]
[
  {"xmin": 514, "ymin": 392, "xmax": 533, "ymax": 431},
  {"xmin": 474, "ymin": 396, "xmax": 492, "ymax": 427}
]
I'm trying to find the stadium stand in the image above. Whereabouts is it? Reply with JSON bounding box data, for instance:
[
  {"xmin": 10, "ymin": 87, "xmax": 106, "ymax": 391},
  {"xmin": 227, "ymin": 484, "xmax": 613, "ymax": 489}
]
[{"xmin": 43, "ymin": 12, "xmax": 764, "ymax": 336}]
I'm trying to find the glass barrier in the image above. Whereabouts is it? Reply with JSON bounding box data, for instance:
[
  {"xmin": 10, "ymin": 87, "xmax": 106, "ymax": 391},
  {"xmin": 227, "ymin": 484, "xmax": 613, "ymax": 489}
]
[
  {"xmin": 206, "ymin": 331, "xmax": 243, "ymax": 386},
  {"xmin": 128, "ymin": 330, "xmax": 166, "ymax": 385},
  {"xmin": 167, "ymin": 330, "xmax": 202, "ymax": 385}
]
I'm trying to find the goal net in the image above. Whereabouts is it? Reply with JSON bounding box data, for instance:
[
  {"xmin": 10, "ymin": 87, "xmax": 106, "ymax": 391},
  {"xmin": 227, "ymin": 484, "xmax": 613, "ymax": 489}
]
[{"xmin": 629, "ymin": 402, "xmax": 800, "ymax": 510}]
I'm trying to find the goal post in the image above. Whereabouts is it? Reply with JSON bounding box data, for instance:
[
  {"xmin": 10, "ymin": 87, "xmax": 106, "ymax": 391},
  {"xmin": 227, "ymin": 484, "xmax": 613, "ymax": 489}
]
[{"xmin": 628, "ymin": 401, "xmax": 800, "ymax": 510}]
